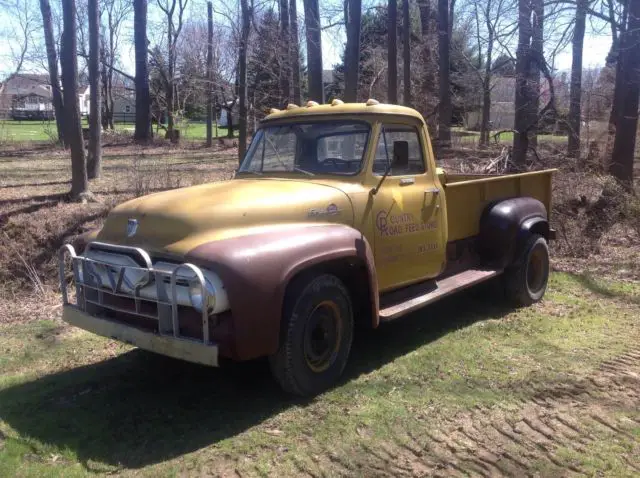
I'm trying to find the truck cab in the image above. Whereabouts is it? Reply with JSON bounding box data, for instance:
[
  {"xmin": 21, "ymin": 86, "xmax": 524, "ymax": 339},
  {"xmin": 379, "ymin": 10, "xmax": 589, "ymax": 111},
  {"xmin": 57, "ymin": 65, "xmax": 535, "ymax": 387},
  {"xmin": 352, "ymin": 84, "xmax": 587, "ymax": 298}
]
[{"xmin": 60, "ymin": 101, "xmax": 555, "ymax": 396}]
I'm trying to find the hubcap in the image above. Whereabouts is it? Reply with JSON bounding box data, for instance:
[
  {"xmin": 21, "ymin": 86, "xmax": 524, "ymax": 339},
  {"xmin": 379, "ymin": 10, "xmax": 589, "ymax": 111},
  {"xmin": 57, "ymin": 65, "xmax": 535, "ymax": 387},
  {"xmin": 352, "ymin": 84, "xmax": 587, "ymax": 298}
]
[
  {"xmin": 527, "ymin": 245, "xmax": 547, "ymax": 293},
  {"xmin": 304, "ymin": 300, "xmax": 342, "ymax": 373}
]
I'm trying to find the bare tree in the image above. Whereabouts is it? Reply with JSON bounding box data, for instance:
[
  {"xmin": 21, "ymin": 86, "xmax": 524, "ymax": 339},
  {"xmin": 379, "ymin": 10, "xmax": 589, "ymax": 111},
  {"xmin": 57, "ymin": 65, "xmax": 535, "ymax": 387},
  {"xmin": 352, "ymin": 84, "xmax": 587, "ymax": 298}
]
[
  {"xmin": 206, "ymin": 1, "xmax": 213, "ymax": 146},
  {"xmin": 513, "ymin": 0, "xmax": 533, "ymax": 167},
  {"xmin": 39, "ymin": 0, "xmax": 65, "ymax": 145},
  {"xmin": 438, "ymin": 0, "xmax": 452, "ymax": 146},
  {"xmin": 87, "ymin": 0, "xmax": 101, "ymax": 179},
  {"xmin": 238, "ymin": 0, "xmax": 251, "ymax": 162},
  {"xmin": 101, "ymin": 0, "xmax": 132, "ymax": 130},
  {"xmin": 388, "ymin": 0, "xmax": 398, "ymax": 103},
  {"xmin": 610, "ymin": 0, "xmax": 639, "ymax": 184},
  {"xmin": 290, "ymin": 0, "xmax": 302, "ymax": 104},
  {"xmin": 304, "ymin": 0, "xmax": 324, "ymax": 102},
  {"xmin": 344, "ymin": 0, "xmax": 362, "ymax": 102},
  {"xmin": 463, "ymin": 0, "xmax": 517, "ymax": 146},
  {"xmin": 3, "ymin": 0, "xmax": 38, "ymax": 76},
  {"xmin": 418, "ymin": 0, "xmax": 438, "ymax": 134},
  {"xmin": 403, "ymin": 0, "xmax": 411, "ymax": 106},
  {"xmin": 61, "ymin": 0, "xmax": 89, "ymax": 199},
  {"xmin": 567, "ymin": 0, "xmax": 588, "ymax": 159},
  {"xmin": 134, "ymin": 0, "xmax": 151, "ymax": 141},
  {"xmin": 279, "ymin": 0, "xmax": 291, "ymax": 104},
  {"xmin": 528, "ymin": 0, "xmax": 543, "ymax": 150},
  {"xmin": 156, "ymin": 0, "xmax": 189, "ymax": 141}
]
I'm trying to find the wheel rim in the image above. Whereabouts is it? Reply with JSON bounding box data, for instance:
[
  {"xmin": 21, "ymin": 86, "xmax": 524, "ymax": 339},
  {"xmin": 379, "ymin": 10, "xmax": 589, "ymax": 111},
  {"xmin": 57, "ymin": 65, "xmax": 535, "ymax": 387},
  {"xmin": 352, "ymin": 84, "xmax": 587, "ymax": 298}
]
[
  {"xmin": 303, "ymin": 300, "xmax": 342, "ymax": 373},
  {"xmin": 526, "ymin": 245, "xmax": 547, "ymax": 294}
]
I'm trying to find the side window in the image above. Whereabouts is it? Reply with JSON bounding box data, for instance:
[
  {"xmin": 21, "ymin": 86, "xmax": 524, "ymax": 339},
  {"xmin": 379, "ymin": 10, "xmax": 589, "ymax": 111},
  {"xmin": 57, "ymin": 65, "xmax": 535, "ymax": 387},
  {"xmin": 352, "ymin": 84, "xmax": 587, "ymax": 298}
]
[{"xmin": 372, "ymin": 125, "xmax": 426, "ymax": 175}]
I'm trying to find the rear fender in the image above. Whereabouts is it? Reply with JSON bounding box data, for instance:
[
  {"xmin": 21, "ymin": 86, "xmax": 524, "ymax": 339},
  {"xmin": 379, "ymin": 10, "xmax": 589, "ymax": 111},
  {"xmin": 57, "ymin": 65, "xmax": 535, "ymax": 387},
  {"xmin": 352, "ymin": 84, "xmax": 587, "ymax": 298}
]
[
  {"xmin": 478, "ymin": 197, "xmax": 549, "ymax": 268},
  {"xmin": 186, "ymin": 224, "xmax": 378, "ymax": 361}
]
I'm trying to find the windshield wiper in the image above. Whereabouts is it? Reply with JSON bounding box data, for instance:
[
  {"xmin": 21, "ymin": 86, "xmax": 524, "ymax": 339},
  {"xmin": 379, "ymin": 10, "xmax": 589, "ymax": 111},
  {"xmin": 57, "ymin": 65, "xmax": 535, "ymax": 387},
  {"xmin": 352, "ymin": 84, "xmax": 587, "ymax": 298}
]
[{"xmin": 293, "ymin": 167, "xmax": 315, "ymax": 176}]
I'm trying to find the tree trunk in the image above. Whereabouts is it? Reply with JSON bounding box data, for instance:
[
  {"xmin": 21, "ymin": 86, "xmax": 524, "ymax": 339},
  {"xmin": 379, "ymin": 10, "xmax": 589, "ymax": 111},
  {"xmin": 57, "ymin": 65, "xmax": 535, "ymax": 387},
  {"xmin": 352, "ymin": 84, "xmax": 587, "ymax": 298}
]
[
  {"xmin": 479, "ymin": 29, "xmax": 494, "ymax": 147},
  {"xmin": 304, "ymin": 0, "xmax": 324, "ymax": 102},
  {"xmin": 388, "ymin": 0, "xmax": 398, "ymax": 103},
  {"xmin": 39, "ymin": 0, "xmax": 65, "ymax": 145},
  {"xmin": 418, "ymin": 0, "xmax": 437, "ymax": 135},
  {"xmin": 402, "ymin": 0, "xmax": 411, "ymax": 106},
  {"xmin": 606, "ymin": 0, "xmax": 629, "ymax": 167},
  {"xmin": 100, "ymin": 44, "xmax": 110, "ymax": 130},
  {"xmin": 513, "ymin": 0, "xmax": 533, "ymax": 168},
  {"xmin": 134, "ymin": 0, "xmax": 151, "ymax": 141},
  {"xmin": 87, "ymin": 0, "xmax": 101, "ymax": 179},
  {"xmin": 61, "ymin": 0, "xmax": 88, "ymax": 199},
  {"xmin": 344, "ymin": 0, "xmax": 362, "ymax": 102},
  {"xmin": 226, "ymin": 107, "xmax": 234, "ymax": 139},
  {"xmin": 567, "ymin": 0, "xmax": 586, "ymax": 160},
  {"xmin": 279, "ymin": 0, "xmax": 291, "ymax": 105},
  {"xmin": 437, "ymin": 0, "xmax": 451, "ymax": 146},
  {"xmin": 206, "ymin": 1, "xmax": 213, "ymax": 146},
  {"xmin": 290, "ymin": 0, "xmax": 302, "ymax": 105},
  {"xmin": 528, "ymin": 0, "xmax": 543, "ymax": 151},
  {"xmin": 610, "ymin": 0, "xmax": 639, "ymax": 185},
  {"xmin": 166, "ymin": 17, "xmax": 175, "ymax": 140},
  {"xmin": 238, "ymin": 0, "xmax": 250, "ymax": 163}
]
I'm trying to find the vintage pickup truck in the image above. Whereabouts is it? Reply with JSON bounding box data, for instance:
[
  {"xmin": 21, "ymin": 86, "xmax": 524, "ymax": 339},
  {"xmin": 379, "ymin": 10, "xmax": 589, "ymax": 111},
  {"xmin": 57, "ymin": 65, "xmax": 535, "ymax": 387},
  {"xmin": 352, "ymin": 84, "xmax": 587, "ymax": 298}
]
[{"xmin": 59, "ymin": 100, "xmax": 555, "ymax": 396}]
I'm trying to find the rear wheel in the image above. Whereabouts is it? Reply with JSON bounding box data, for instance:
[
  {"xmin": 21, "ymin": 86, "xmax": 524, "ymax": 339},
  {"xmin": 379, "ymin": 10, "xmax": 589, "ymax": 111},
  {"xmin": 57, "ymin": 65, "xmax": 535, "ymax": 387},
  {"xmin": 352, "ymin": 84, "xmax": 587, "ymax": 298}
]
[
  {"xmin": 504, "ymin": 234, "xmax": 549, "ymax": 306},
  {"xmin": 269, "ymin": 274, "xmax": 354, "ymax": 396}
]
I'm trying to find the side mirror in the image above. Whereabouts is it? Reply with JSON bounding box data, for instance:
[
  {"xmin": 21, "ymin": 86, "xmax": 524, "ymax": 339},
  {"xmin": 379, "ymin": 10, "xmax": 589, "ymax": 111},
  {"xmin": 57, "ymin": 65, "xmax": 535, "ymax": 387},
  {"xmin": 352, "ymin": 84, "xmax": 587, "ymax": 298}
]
[{"xmin": 392, "ymin": 140, "xmax": 409, "ymax": 170}]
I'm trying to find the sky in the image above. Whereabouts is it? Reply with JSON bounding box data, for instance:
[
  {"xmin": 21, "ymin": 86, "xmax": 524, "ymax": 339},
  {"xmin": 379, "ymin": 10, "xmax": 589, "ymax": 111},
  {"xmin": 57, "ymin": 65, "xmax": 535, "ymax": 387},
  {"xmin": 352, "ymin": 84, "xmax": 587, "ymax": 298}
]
[{"xmin": 0, "ymin": 0, "xmax": 615, "ymax": 81}]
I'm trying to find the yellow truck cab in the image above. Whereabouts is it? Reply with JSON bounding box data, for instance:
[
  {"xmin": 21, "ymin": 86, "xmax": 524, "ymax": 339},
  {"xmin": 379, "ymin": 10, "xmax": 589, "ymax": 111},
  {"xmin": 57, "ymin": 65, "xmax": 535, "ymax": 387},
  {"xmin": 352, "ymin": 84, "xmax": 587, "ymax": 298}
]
[{"xmin": 59, "ymin": 101, "xmax": 556, "ymax": 396}]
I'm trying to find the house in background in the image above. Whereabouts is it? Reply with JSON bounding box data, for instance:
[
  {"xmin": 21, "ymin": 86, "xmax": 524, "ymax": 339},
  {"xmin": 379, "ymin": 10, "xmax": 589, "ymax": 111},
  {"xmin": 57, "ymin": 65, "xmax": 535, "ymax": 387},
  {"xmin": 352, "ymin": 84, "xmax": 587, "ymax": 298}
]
[
  {"xmin": 465, "ymin": 77, "xmax": 516, "ymax": 131},
  {"xmin": 0, "ymin": 73, "xmax": 55, "ymax": 120}
]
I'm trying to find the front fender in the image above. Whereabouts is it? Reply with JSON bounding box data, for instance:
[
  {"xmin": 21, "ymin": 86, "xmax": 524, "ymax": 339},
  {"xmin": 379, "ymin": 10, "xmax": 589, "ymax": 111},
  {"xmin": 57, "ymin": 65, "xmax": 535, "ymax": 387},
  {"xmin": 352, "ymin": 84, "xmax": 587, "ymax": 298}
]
[{"xmin": 186, "ymin": 223, "xmax": 378, "ymax": 361}]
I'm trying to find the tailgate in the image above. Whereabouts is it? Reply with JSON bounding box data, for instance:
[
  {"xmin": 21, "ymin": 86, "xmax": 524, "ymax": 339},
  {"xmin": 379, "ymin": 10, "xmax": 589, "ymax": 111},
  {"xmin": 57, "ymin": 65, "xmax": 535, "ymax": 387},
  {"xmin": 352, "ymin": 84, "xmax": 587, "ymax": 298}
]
[{"xmin": 443, "ymin": 169, "xmax": 555, "ymax": 242}]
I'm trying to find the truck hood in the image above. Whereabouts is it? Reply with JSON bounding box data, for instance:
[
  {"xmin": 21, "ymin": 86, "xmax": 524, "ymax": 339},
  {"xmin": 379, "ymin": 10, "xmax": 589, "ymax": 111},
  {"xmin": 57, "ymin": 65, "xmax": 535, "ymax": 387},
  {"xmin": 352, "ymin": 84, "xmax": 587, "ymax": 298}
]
[{"xmin": 97, "ymin": 178, "xmax": 355, "ymax": 254}]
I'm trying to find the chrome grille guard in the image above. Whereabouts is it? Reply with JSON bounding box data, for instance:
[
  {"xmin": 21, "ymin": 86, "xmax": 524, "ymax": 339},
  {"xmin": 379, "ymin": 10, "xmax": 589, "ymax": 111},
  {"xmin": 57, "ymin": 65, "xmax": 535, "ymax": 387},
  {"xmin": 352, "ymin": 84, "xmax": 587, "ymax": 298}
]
[{"xmin": 59, "ymin": 241, "xmax": 212, "ymax": 344}]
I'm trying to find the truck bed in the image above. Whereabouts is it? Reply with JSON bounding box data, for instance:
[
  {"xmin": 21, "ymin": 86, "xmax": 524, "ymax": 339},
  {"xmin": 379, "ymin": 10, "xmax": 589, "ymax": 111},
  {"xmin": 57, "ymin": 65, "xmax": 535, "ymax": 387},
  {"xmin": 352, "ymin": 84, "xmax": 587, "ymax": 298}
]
[{"xmin": 440, "ymin": 169, "xmax": 556, "ymax": 242}]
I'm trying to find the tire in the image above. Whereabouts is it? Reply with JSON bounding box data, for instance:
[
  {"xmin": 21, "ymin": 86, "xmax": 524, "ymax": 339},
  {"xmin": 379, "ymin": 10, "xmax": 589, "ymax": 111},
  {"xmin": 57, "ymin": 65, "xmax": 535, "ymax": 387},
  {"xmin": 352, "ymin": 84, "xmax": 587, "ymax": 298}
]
[
  {"xmin": 269, "ymin": 273, "xmax": 354, "ymax": 396},
  {"xmin": 504, "ymin": 234, "xmax": 550, "ymax": 307}
]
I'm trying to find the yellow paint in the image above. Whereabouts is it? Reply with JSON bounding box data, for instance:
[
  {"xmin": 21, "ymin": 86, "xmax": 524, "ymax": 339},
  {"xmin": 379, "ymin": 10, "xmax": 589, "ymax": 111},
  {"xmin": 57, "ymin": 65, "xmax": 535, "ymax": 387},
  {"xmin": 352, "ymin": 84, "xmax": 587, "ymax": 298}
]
[{"xmin": 96, "ymin": 103, "xmax": 553, "ymax": 294}]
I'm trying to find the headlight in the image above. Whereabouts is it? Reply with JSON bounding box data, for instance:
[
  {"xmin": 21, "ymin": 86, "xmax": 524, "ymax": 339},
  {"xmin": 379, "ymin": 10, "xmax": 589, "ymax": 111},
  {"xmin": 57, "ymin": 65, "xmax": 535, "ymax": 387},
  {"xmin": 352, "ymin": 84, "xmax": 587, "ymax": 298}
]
[{"xmin": 189, "ymin": 277, "xmax": 216, "ymax": 314}]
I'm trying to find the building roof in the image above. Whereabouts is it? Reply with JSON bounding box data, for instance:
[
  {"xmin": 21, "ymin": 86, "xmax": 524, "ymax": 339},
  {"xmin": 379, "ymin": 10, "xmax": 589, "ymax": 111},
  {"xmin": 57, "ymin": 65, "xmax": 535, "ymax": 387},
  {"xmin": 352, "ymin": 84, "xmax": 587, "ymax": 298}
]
[
  {"xmin": 264, "ymin": 101, "xmax": 425, "ymax": 122},
  {"xmin": 1, "ymin": 73, "xmax": 53, "ymax": 98}
]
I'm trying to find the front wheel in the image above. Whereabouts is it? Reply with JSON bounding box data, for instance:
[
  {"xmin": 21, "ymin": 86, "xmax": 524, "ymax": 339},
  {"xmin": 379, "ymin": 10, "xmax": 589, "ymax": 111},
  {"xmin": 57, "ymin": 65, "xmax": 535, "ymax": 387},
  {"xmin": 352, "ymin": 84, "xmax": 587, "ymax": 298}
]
[
  {"xmin": 269, "ymin": 274, "xmax": 354, "ymax": 396},
  {"xmin": 504, "ymin": 234, "xmax": 550, "ymax": 306}
]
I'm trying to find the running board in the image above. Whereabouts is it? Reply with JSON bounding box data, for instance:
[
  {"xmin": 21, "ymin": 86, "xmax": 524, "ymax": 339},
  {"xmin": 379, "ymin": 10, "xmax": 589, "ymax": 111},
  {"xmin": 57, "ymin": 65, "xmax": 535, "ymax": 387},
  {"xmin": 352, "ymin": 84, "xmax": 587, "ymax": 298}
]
[{"xmin": 379, "ymin": 269, "xmax": 502, "ymax": 321}]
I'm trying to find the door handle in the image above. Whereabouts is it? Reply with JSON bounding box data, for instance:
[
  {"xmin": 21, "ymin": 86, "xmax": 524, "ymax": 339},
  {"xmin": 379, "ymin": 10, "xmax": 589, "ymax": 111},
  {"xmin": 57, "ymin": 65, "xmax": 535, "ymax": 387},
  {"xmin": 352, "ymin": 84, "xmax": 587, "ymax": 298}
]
[
  {"xmin": 424, "ymin": 187, "xmax": 440, "ymax": 195},
  {"xmin": 399, "ymin": 178, "xmax": 415, "ymax": 186}
]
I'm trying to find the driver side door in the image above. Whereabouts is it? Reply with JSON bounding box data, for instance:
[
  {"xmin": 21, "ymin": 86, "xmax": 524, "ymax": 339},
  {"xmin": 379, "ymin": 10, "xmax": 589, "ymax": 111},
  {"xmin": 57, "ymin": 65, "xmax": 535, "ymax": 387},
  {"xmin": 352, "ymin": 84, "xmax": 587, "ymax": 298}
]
[{"xmin": 371, "ymin": 124, "xmax": 446, "ymax": 291}]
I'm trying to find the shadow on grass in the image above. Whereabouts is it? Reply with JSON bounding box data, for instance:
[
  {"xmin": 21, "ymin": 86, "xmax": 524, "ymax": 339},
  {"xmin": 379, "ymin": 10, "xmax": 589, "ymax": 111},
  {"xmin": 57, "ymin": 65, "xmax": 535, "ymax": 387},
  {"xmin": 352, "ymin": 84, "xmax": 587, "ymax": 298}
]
[
  {"xmin": 568, "ymin": 272, "xmax": 640, "ymax": 305},
  {"xmin": 0, "ymin": 281, "xmax": 512, "ymax": 470}
]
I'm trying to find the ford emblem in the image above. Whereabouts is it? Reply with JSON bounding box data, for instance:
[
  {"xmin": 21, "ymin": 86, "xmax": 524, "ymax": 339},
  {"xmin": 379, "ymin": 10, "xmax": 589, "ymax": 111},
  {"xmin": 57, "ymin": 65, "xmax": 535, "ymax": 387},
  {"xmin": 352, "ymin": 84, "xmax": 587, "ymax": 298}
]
[{"xmin": 126, "ymin": 218, "xmax": 139, "ymax": 237}]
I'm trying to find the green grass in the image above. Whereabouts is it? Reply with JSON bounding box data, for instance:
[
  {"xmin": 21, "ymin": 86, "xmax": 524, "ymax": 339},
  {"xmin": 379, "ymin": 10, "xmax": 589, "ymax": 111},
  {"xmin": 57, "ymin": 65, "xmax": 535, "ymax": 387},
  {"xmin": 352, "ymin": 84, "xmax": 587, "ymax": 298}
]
[
  {"xmin": 0, "ymin": 273, "xmax": 638, "ymax": 476},
  {"xmin": 0, "ymin": 120, "xmax": 235, "ymax": 142},
  {"xmin": 451, "ymin": 127, "xmax": 567, "ymax": 145}
]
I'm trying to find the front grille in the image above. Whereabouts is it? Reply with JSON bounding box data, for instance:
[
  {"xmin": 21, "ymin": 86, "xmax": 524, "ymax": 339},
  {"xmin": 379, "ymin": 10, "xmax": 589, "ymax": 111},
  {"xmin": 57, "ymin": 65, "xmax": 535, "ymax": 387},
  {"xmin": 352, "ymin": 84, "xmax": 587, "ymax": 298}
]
[{"xmin": 59, "ymin": 242, "xmax": 214, "ymax": 345}]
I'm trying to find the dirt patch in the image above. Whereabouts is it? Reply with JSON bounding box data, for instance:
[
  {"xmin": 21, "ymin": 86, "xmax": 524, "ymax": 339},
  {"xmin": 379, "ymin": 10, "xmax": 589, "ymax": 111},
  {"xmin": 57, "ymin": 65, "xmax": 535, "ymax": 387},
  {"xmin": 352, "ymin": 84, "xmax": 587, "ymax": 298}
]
[
  {"xmin": 0, "ymin": 143, "xmax": 238, "ymax": 295},
  {"xmin": 303, "ymin": 348, "xmax": 640, "ymax": 477}
]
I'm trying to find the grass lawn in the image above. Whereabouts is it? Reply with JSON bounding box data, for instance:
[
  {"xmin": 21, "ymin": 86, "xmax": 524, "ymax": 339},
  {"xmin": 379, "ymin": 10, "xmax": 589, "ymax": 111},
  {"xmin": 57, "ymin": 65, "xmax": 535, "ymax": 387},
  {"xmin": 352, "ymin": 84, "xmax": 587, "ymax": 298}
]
[
  {"xmin": 0, "ymin": 273, "xmax": 638, "ymax": 476},
  {"xmin": 0, "ymin": 144, "xmax": 638, "ymax": 476},
  {"xmin": 451, "ymin": 127, "xmax": 567, "ymax": 146},
  {"xmin": 0, "ymin": 120, "xmax": 234, "ymax": 143}
]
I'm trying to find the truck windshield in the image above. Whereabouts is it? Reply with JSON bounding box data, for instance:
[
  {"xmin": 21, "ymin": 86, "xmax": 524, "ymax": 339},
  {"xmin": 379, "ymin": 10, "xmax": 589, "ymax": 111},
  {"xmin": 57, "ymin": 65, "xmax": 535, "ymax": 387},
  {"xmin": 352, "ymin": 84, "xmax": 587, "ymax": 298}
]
[{"xmin": 238, "ymin": 121, "xmax": 370, "ymax": 176}]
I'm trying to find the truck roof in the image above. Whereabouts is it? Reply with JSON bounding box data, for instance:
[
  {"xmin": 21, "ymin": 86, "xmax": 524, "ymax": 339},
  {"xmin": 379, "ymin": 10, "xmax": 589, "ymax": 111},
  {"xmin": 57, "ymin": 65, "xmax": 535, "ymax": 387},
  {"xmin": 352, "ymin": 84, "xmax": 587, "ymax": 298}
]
[{"xmin": 264, "ymin": 100, "xmax": 425, "ymax": 123}]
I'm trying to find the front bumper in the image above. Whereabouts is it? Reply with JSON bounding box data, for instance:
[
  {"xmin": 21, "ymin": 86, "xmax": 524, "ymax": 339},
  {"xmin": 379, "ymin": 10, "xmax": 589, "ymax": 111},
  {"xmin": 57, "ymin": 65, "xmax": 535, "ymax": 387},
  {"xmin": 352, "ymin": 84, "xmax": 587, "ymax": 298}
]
[
  {"xmin": 63, "ymin": 305, "xmax": 219, "ymax": 366},
  {"xmin": 59, "ymin": 242, "xmax": 220, "ymax": 367}
]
